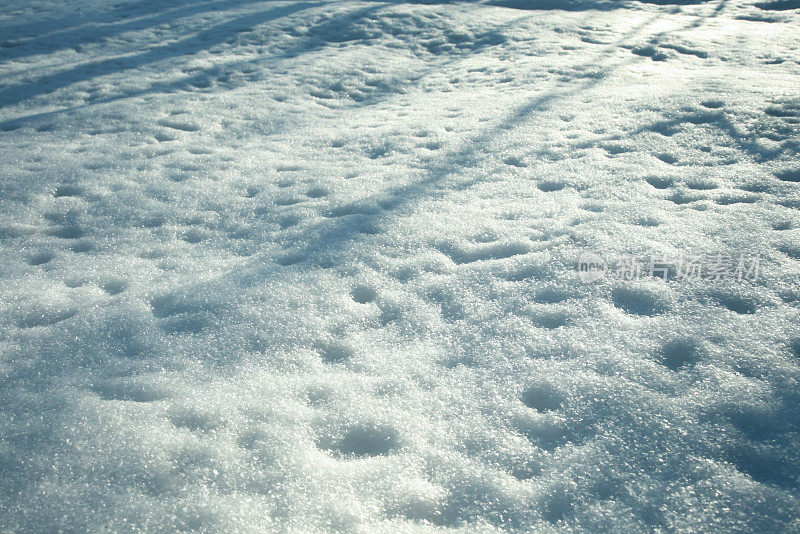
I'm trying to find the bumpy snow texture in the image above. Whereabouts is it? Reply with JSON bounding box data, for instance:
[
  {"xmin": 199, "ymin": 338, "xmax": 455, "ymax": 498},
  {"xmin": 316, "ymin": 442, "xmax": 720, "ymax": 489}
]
[{"xmin": 1, "ymin": 0, "xmax": 799, "ymax": 531}]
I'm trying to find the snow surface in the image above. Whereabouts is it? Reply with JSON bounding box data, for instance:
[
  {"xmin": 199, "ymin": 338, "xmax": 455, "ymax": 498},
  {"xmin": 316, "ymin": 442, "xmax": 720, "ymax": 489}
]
[{"xmin": 1, "ymin": 0, "xmax": 799, "ymax": 531}]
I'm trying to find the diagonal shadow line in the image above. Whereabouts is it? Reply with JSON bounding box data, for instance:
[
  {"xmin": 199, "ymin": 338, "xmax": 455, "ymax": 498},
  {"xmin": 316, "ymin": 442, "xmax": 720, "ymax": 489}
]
[
  {"xmin": 559, "ymin": 1, "xmax": 789, "ymax": 166},
  {"xmin": 0, "ymin": 0, "xmax": 267, "ymax": 62},
  {"xmin": 0, "ymin": 0, "xmax": 767, "ymax": 503},
  {"xmin": 4, "ymin": 3, "xmax": 676, "ymax": 341},
  {"xmin": 164, "ymin": 8, "xmax": 694, "ymax": 299},
  {"xmin": 0, "ymin": 0, "xmax": 729, "ymax": 111},
  {"xmin": 182, "ymin": 6, "xmax": 711, "ymax": 283},
  {"xmin": 0, "ymin": 0, "xmax": 280, "ymax": 40},
  {"xmin": 0, "ymin": 4, "xmax": 443, "ymax": 130},
  {"xmin": 0, "ymin": 1, "xmax": 436, "ymax": 126},
  {"xmin": 0, "ymin": 1, "xmax": 323, "ymax": 109},
  {"xmin": 0, "ymin": 0, "xmax": 661, "ymax": 130},
  {"xmin": 0, "ymin": 0, "xmax": 179, "ymax": 38},
  {"xmin": 222, "ymin": 0, "xmax": 731, "ymax": 282},
  {"xmin": 6, "ymin": 1, "xmax": 730, "ymax": 369},
  {"xmin": 0, "ymin": 8, "xmax": 737, "ymax": 460}
]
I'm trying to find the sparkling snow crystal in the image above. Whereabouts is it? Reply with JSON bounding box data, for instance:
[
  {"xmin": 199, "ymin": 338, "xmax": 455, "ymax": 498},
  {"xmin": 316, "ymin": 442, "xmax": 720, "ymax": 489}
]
[{"xmin": 1, "ymin": 0, "xmax": 799, "ymax": 531}]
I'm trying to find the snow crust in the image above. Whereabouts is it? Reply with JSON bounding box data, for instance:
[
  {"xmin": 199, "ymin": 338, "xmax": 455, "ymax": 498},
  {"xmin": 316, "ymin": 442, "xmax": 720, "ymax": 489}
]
[{"xmin": 1, "ymin": 0, "xmax": 799, "ymax": 530}]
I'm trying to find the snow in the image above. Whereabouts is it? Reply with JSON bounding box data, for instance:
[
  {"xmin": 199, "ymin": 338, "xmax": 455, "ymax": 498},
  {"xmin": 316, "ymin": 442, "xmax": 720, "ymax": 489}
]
[{"xmin": 1, "ymin": 0, "xmax": 799, "ymax": 531}]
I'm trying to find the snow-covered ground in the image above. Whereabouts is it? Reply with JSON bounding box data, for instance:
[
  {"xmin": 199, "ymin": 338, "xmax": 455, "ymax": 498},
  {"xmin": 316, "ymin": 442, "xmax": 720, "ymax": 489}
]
[{"xmin": 1, "ymin": 0, "xmax": 799, "ymax": 531}]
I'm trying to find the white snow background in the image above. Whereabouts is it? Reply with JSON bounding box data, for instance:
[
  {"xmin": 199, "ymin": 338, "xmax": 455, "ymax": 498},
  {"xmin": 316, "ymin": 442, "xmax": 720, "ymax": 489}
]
[{"xmin": 1, "ymin": 0, "xmax": 799, "ymax": 531}]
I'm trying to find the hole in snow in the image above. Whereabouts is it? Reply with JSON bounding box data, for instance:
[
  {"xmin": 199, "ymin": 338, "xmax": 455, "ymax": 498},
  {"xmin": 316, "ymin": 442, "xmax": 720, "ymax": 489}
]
[
  {"xmin": 789, "ymin": 339, "xmax": 800, "ymax": 359},
  {"xmin": 645, "ymin": 175, "xmax": 674, "ymax": 189},
  {"xmin": 318, "ymin": 341, "xmax": 355, "ymax": 364},
  {"xmin": 319, "ymin": 424, "xmax": 401, "ymax": 458},
  {"xmin": 102, "ymin": 279, "xmax": 127, "ymax": 295},
  {"xmin": 538, "ymin": 181, "xmax": 566, "ymax": 192},
  {"xmin": 521, "ymin": 383, "xmax": 563, "ymax": 413},
  {"xmin": 661, "ymin": 338, "xmax": 703, "ymax": 370},
  {"xmin": 775, "ymin": 169, "xmax": 800, "ymax": 183},
  {"xmin": 351, "ymin": 285, "xmax": 377, "ymax": 304},
  {"xmin": 715, "ymin": 293, "xmax": 759, "ymax": 314},
  {"xmin": 612, "ymin": 286, "xmax": 669, "ymax": 316},
  {"xmin": 53, "ymin": 185, "xmax": 83, "ymax": 197},
  {"xmin": 28, "ymin": 251, "xmax": 54, "ymax": 266}
]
